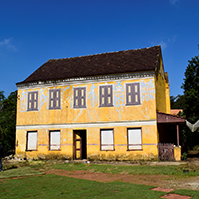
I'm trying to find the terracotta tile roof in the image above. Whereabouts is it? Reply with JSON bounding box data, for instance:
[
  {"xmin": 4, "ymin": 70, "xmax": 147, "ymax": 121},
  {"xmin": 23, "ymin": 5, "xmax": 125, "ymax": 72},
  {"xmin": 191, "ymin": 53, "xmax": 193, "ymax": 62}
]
[
  {"xmin": 17, "ymin": 45, "xmax": 161, "ymax": 85},
  {"xmin": 170, "ymin": 109, "xmax": 183, "ymax": 115}
]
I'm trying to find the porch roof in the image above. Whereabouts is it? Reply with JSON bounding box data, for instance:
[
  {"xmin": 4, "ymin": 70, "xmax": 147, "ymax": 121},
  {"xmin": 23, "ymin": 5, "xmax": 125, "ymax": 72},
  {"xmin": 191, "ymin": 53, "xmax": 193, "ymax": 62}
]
[{"xmin": 157, "ymin": 111, "xmax": 186, "ymax": 124}]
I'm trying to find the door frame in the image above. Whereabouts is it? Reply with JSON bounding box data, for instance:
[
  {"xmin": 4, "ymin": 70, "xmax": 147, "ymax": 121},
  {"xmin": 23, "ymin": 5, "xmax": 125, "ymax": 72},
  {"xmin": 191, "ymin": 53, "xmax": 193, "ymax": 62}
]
[{"xmin": 73, "ymin": 130, "xmax": 87, "ymax": 160}]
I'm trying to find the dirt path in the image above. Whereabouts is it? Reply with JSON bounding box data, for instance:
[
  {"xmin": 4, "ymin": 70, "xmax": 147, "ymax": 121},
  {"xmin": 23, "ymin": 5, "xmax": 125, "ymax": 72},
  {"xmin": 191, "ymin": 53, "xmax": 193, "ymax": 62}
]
[{"xmin": 45, "ymin": 169, "xmax": 199, "ymax": 191}]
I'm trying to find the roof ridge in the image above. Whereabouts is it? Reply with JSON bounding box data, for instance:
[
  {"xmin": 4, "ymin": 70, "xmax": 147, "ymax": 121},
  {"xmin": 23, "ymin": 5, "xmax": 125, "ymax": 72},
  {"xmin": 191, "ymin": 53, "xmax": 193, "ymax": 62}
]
[{"xmin": 48, "ymin": 45, "xmax": 160, "ymax": 62}]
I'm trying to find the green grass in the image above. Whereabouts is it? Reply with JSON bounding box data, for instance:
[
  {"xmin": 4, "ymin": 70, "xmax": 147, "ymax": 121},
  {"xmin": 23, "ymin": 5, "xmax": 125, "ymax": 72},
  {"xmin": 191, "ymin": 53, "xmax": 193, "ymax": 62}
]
[
  {"xmin": 0, "ymin": 167, "xmax": 44, "ymax": 179},
  {"xmin": 51, "ymin": 163, "xmax": 199, "ymax": 176},
  {"xmin": 0, "ymin": 165, "xmax": 198, "ymax": 199},
  {"xmin": 171, "ymin": 189, "xmax": 199, "ymax": 199},
  {"xmin": 0, "ymin": 174, "xmax": 166, "ymax": 199}
]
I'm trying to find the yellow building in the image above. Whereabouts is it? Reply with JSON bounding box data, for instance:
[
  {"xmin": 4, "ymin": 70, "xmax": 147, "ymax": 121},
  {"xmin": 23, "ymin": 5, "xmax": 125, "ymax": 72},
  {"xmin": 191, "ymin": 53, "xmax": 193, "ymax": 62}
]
[{"xmin": 15, "ymin": 46, "xmax": 185, "ymax": 161}]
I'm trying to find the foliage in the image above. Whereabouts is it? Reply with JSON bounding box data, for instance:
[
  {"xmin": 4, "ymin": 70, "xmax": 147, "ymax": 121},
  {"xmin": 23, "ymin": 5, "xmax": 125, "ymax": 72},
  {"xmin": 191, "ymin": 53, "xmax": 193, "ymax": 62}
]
[
  {"xmin": 170, "ymin": 94, "xmax": 185, "ymax": 110},
  {"xmin": 181, "ymin": 152, "xmax": 187, "ymax": 160},
  {"xmin": 0, "ymin": 91, "xmax": 17, "ymax": 155},
  {"xmin": 181, "ymin": 55, "xmax": 199, "ymax": 119},
  {"xmin": 179, "ymin": 55, "xmax": 199, "ymax": 150}
]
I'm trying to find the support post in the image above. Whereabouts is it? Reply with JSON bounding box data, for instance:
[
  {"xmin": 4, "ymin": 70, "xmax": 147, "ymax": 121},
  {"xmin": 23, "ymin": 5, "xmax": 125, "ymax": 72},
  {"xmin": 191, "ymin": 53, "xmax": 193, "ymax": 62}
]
[{"xmin": 177, "ymin": 124, "xmax": 179, "ymax": 147}]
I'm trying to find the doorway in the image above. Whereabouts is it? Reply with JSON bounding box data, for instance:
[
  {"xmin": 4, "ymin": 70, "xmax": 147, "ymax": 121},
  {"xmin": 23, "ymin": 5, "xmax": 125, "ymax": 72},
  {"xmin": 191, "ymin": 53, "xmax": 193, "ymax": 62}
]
[{"xmin": 73, "ymin": 130, "xmax": 87, "ymax": 160}]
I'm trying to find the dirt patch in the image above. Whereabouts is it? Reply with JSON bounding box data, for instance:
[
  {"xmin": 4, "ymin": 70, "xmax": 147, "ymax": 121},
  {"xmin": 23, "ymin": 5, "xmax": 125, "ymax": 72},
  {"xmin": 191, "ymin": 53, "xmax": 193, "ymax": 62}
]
[
  {"xmin": 161, "ymin": 193, "xmax": 192, "ymax": 199},
  {"xmin": 45, "ymin": 169, "xmax": 199, "ymax": 190},
  {"xmin": 152, "ymin": 187, "xmax": 174, "ymax": 192},
  {"xmin": 46, "ymin": 169, "xmax": 172, "ymax": 185}
]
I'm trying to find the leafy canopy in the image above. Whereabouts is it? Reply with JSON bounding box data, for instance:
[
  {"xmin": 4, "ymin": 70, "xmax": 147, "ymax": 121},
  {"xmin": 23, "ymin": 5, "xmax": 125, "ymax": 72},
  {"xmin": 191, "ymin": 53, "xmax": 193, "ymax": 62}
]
[
  {"xmin": 182, "ymin": 55, "xmax": 199, "ymax": 119},
  {"xmin": 0, "ymin": 91, "xmax": 17, "ymax": 155}
]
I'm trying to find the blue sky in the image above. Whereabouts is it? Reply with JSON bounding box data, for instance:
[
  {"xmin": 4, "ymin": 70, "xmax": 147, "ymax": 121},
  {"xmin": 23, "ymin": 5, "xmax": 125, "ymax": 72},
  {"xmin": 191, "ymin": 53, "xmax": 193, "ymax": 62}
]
[{"xmin": 0, "ymin": 0, "xmax": 198, "ymax": 97}]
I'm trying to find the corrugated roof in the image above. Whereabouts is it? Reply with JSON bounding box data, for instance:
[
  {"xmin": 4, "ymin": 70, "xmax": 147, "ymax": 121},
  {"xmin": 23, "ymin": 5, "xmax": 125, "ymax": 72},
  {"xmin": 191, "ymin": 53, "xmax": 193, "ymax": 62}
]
[{"xmin": 17, "ymin": 45, "xmax": 161, "ymax": 85}]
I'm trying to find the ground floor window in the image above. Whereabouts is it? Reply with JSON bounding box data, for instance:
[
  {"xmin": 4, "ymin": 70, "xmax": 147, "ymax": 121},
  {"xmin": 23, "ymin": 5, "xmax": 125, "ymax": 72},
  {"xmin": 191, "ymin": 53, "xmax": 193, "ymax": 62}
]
[
  {"xmin": 49, "ymin": 130, "xmax": 61, "ymax": 150},
  {"xmin": 26, "ymin": 131, "xmax": 37, "ymax": 151},
  {"xmin": 127, "ymin": 128, "xmax": 142, "ymax": 150},
  {"xmin": 100, "ymin": 129, "xmax": 114, "ymax": 150}
]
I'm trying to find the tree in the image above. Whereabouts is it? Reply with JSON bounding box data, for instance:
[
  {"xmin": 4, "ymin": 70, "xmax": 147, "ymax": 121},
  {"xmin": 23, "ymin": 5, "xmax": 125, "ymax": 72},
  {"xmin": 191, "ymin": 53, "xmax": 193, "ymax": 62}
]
[
  {"xmin": 170, "ymin": 94, "xmax": 185, "ymax": 109},
  {"xmin": 181, "ymin": 55, "xmax": 199, "ymax": 120},
  {"xmin": 0, "ymin": 91, "xmax": 17, "ymax": 155},
  {"xmin": 181, "ymin": 55, "xmax": 199, "ymax": 150}
]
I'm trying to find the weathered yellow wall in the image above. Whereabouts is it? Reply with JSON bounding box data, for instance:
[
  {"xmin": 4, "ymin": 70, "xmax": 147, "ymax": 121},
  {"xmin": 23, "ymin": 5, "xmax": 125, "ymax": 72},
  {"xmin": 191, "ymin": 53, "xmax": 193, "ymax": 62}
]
[
  {"xmin": 16, "ymin": 77, "xmax": 159, "ymax": 160},
  {"xmin": 164, "ymin": 73, "xmax": 171, "ymax": 114},
  {"xmin": 174, "ymin": 146, "xmax": 181, "ymax": 161},
  {"xmin": 17, "ymin": 78, "xmax": 157, "ymax": 125},
  {"xmin": 155, "ymin": 57, "xmax": 171, "ymax": 114}
]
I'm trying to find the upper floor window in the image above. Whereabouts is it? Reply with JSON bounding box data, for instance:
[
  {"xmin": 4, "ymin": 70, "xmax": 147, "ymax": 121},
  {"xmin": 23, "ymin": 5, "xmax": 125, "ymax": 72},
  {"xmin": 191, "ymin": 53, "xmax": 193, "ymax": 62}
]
[
  {"xmin": 99, "ymin": 85, "xmax": 113, "ymax": 107},
  {"xmin": 73, "ymin": 87, "xmax": 86, "ymax": 108},
  {"xmin": 126, "ymin": 83, "xmax": 141, "ymax": 106},
  {"xmin": 27, "ymin": 91, "xmax": 38, "ymax": 111},
  {"xmin": 49, "ymin": 89, "xmax": 61, "ymax": 109}
]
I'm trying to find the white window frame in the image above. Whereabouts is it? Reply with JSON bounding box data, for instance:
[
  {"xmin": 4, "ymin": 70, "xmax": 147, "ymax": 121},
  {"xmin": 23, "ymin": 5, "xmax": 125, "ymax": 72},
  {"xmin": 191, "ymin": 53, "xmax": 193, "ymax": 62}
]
[
  {"xmin": 127, "ymin": 128, "xmax": 142, "ymax": 150},
  {"xmin": 26, "ymin": 131, "xmax": 37, "ymax": 151},
  {"xmin": 100, "ymin": 129, "xmax": 114, "ymax": 151},
  {"xmin": 49, "ymin": 130, "xmax": 61, "ymax": 151}
]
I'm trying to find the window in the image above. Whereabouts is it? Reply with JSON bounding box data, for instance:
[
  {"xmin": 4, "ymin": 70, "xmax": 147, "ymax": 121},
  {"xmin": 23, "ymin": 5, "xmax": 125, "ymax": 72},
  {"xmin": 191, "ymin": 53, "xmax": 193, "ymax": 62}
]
[
  {"xmin": 100, "ymin": 129, "xmax": 114, "ymax": 150},
  {"xmin": 73, "ymin": 87, "xmax": 86, "ymax": 108},
  {"xmin": 49, "ymin": 130, "xmax": 61, "ymax": 150},
  {"xmin": 126, "ymin": 83, "xmax": 140, "ymax": 105},
  {"xmin": 127, "ymin": 128, "xmax": 142, "ymax": 150},
  {"xmin": 27, "ymin": 91, "xmax": 38, "ymax": 111},
  {"xmin": 26, "ymin": 131, "xmax": 37, "ymax": 151},
  {"xmin": 49, "ymin": 89, "xmax": 61, "ymax": 109},
  {"xmin": 99, "ymin": 85, "xmax": 113, "ymax": 107}
]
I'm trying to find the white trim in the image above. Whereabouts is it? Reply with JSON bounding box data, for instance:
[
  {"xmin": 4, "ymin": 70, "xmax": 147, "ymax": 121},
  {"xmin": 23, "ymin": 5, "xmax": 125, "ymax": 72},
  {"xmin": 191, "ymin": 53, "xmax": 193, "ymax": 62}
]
[
  {"xmin": 17, "ymin": 71, "xmax": 155, "ymax": 89},
  {"xmin": 16, "ymin": 120, "xmax": 156, "ymax": 130}
]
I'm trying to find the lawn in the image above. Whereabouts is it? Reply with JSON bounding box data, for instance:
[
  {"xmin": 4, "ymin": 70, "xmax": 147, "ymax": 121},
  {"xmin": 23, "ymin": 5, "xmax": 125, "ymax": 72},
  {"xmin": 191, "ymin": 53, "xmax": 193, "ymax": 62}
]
[
  {"xmin": 0, "ymin": 174, "xmax": 169, "ymax": 199},
  {"xmin": 0, "ymin": 173, "xmax": 199, "ymax": 199},
  {"xmin": 0, "ymin": 161, "xmax": 199, "ymax": 198},
  {"xmin": 0, "ymin": 167, "xmax": 44, "ymax": 179},
  {"xmin": 50, "ymin": 162, "xmax": 199, "ymax": 177}
]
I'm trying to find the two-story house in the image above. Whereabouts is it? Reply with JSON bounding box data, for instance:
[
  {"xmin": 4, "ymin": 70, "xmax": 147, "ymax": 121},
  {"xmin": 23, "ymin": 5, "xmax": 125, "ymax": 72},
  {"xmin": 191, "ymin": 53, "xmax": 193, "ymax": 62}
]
[{"xmin": 15, "ymin": 45, "xmax": 185, "ymax": 161}]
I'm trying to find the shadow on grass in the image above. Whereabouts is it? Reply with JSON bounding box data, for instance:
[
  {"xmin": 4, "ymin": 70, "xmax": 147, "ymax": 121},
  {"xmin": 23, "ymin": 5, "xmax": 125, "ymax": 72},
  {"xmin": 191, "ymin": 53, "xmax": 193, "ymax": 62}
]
[{"xmin": 0, "ymin": 167, "xmax": 45, "ymax": 179}]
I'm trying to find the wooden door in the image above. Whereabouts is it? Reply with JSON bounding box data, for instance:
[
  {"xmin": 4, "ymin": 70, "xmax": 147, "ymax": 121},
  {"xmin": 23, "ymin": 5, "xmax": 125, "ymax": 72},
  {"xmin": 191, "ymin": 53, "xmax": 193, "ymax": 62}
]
[{"xmin": 74, "ymin": 132, "xmax": 82, "ymax": 159}]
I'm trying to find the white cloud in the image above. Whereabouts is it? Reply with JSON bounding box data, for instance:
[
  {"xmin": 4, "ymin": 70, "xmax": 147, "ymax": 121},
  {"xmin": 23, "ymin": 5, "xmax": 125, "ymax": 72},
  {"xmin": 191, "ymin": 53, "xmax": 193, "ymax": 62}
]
[
  {"xmin": 0, "ymin": 38, "xmax": 17, "ymax": 52},
  {"xmin": 149, "ymin": 40, "xmax": 167, "ymax": 50},
  {"xmin": 159, "ymin": 40, "xmax": 167, "ymax": 50},
  {"xmin": 170, "ymin": 0, "xmax": 179, "ymax": 5},
  {"xmin": 149, "ymin": 35, "xmax": 177, "ymax": 50},
  {"xmin": 0, "ymin": 38, "xmax": 10, "ymax": 46}
]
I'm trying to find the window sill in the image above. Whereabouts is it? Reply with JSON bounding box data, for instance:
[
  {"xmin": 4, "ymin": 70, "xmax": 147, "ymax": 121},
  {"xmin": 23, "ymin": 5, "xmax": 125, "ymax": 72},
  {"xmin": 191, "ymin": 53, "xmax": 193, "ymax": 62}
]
[
  {"xmin": 127, "ymin": 149, "xmax": 143, "ymax": 151},
  {"xmin": 125, "ymin": 103, "xmax": 141, "ymax": 106},
  {"xmin": 49, "ymin": 149, "xmax": 61, "ymax": 151},
  {"xmin": 26, "ymin": 150, "xmax": 37, "ymax": 151},
  {"xmin": 99, "ymin": 105, "xmax": 114, "ymax": 108}
]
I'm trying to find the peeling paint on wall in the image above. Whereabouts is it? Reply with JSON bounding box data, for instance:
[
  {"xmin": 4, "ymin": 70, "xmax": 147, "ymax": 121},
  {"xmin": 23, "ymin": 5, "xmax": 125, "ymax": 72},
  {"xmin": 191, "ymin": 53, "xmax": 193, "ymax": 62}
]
[
  {"xmin": 114, "ymin": 81, "xmax": 124, "ymax": 120},
  {"xmin": 141, "ymin": 79, "xmax": 155, "ymax": 102},
  {"xmin": 20, "ymin": 90, "xmax": 27, "ymax": 112},
  {"xmin": 88, "ymin": 84, "xmax": 97, "ymax": 108},
  {"xmin": 141, "ymin": 107, "xmax": 151, "ymax": 120}
]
